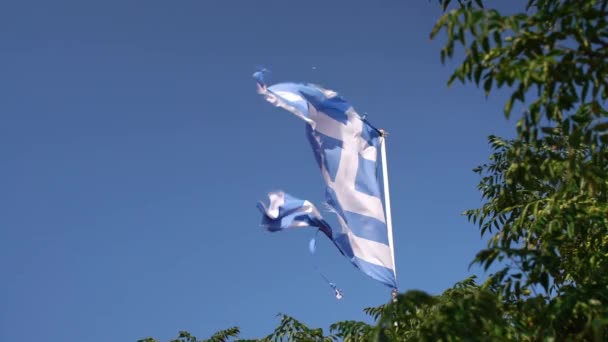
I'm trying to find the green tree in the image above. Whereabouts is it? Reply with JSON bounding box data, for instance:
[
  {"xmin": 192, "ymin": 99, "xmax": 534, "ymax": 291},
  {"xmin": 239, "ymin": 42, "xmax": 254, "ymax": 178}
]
[
  {"xmin": 138, "ymin": 327, "xmax": 241, "ymax": 342},
  {"xmin": 141, "ymin": 0, "xmax": 608, "ymax": 340},
  {"xmin": 429, "ymin": 0, "xmax": 608, "ymax": 339}
]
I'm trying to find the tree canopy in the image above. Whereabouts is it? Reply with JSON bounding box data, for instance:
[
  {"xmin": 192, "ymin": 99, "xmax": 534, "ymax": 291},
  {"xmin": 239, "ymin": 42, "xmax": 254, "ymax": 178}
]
[{"xmin": 141, "ymin": 0, "xmax": 608, "ymax": 340}]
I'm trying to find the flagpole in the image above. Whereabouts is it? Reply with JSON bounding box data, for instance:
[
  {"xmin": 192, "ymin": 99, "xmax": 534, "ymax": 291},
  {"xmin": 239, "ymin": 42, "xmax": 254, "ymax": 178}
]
[{"xmin": 380, "ymin": 130, "xmax": 397, "ymax": 294}]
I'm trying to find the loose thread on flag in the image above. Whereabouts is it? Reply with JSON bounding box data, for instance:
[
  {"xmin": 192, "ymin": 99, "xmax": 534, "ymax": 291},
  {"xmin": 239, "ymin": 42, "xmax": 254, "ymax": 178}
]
[{"xmin": 309, "ymin": 229, "xmax": 343, "ymax": 300}]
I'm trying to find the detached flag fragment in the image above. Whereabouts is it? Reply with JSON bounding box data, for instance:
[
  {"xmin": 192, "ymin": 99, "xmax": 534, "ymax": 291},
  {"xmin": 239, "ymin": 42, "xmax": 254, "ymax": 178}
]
[{"xmin": 255, "ymin": 72, "xmax": 397, "ymax": 290}]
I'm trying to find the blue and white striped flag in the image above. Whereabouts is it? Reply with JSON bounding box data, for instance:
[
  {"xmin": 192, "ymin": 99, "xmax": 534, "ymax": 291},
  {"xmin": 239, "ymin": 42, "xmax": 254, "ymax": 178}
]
[{"xmin": 255, "ymin": 73, "xmax": 397, "ymax": 290}]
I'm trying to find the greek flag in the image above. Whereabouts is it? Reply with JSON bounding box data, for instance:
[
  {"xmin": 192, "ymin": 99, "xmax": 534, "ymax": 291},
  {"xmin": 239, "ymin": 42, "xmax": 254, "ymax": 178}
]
[{"xmin": 255, "ymin": 73, "xmax": 397, "ymax": 289}]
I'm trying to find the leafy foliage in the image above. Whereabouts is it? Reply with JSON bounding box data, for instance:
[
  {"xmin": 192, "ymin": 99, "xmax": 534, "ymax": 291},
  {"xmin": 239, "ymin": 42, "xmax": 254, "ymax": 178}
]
[
  {"xmin": 137, "ymin": 327, "xmax": 240, "ymax": 342},
  {"xmin": 142, "ymin": 0, "xmax": 608, "ymax": 340},
  {"xmin": 430, "ymin": 0, "xmax": 608, "ymax": 340},
  {"xmin": 261, "ymin": 314, "xmax": 332, "ymax": 342}
]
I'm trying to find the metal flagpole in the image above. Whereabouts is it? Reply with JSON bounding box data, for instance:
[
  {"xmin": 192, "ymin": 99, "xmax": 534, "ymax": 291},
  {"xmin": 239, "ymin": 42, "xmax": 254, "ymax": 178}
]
[{"xmin": 379, "ymin": 130, "xmax": 397, "ymax": 300}]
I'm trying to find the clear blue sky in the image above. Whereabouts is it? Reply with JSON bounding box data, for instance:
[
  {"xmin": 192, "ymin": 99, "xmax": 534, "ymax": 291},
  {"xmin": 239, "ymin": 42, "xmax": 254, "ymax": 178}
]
[{"xmin": 1, "ymin": 1, "xmax": 516, "ymax": 341}]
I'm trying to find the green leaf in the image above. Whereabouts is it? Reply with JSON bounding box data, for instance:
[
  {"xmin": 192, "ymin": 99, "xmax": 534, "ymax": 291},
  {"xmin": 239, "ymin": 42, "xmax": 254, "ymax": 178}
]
[
  {"xmin": 541, "ymin": 126, "xmax": 560, "ymax": 135},
  {"xmin": 592, "ymin": 121, "xmax": 608, "ymax": 132},
  {"xmin": 474, "ymin": 67, "xmax": 483, "ymax": 85},
  {"xmin": 484, "ymin": 76, "xmax": 493, "ymax": 96},
  {"xmin": 504, "ymin": 98, "xmax": 514, "ymax": 117},
  {"xmin": 493, "ymin": 31, "xmax": 501, "ymax": 46},
  {"xmin": 540, "ymin": 272, "xmax": 549, "ymax": 292},
  {"xmin": 482, "ymin": 36, "xmax": 490, "ymax": 52}
]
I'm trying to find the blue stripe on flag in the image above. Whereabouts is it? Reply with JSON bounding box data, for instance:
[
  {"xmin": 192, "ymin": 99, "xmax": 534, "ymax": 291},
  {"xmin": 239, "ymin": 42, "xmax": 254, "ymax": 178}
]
[
  {"xmin": 299, "ymin": 89, "xmax": 350, "ymax": 124},
  {"xmin": 343, "ymin": 211, "xmax": 389, "ymax": 245},
  {"xmin": 355, "ymin": 154, "xmax": 381, "ymax": 198},
  {"xmin": 353, "ymin": 257, "xmax": 397, "ymax": 288},
  {"xmin": 332, "ymin": 233, "xmax": 355, "ymax": 259},
  {"xmin": 312, "ymin": 96, "xmax": 351, "ymax": 124},
  {"xmin": 316, "ymin": 132, "xmax": 342, "ymax": 182}
]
